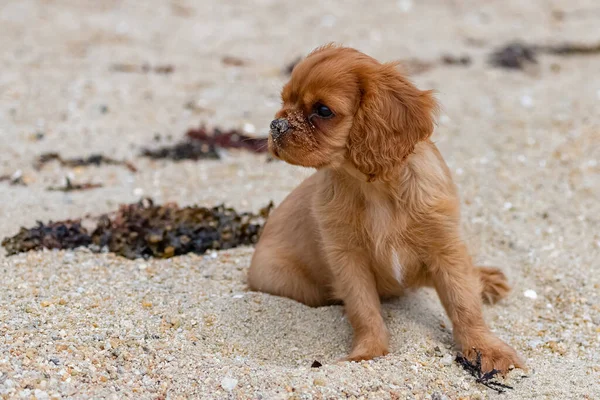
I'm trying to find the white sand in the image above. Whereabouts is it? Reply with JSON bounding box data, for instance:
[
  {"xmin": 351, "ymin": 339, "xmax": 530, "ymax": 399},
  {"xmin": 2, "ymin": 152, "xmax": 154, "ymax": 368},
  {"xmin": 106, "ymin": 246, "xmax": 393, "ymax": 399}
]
[{"xmin": 0, "ymin": 0, "xmax": 599, "ymax": 398}]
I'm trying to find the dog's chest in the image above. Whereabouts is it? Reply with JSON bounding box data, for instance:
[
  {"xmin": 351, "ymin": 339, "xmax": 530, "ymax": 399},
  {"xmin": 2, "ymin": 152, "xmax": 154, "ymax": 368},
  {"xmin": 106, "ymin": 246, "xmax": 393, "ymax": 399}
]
[{"xmin": 362, "ymin": 197, "xmax": 411, "ymax": 287}]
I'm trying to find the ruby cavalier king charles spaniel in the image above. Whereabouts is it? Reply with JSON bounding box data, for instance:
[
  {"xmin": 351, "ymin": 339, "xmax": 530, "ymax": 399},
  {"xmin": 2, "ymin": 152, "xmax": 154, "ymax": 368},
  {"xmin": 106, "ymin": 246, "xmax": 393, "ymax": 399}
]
[{"xmin": 248, "ymin": 44, "xmax": 524, "ymax": 374}]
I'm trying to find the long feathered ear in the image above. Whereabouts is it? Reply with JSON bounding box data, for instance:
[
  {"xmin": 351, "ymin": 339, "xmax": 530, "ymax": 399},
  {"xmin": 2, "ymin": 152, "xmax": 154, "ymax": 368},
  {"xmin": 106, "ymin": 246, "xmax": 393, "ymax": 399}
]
[{"xmin": 347, "ymin": 62, "xmax": 437, "ymax": 182}]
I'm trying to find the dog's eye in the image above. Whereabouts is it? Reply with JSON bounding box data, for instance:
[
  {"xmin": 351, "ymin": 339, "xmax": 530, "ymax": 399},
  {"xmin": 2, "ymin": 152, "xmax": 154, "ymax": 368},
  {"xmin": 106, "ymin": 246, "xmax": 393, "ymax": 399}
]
[{"xmin": 315, "ymin": 103, "xmax": 334, "ymax": 118}]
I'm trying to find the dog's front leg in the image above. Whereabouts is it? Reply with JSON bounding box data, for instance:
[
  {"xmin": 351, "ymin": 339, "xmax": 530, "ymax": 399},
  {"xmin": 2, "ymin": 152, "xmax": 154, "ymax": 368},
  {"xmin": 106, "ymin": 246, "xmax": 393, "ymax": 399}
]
[
  {"xmin": 428, "ymin": 241, "xmax": 525, "ymax": 373},
  {"xmin": 325, "ymin": 247, "xmax": 389, "ymax": 361}
]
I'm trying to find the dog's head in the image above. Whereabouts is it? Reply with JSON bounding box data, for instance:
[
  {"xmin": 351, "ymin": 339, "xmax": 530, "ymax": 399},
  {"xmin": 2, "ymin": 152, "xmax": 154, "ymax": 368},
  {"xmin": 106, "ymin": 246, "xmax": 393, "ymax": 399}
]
[{"xmin": 269, "ymin": 44, "xmax": 437, "ymax": 181}]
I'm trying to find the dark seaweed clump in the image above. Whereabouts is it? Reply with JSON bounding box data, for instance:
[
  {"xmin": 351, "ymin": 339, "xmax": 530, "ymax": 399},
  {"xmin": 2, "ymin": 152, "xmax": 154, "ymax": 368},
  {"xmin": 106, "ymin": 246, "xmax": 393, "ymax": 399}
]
[
  {"xmin": 2, "ymin": 220, "xmax": 92, "ymax": 255},
  {"xmin": 455, "ymin": 351, "xmax": 514, "ymax": 394},
  {"xmin": 489, "ymin": 42, "xmax": 538, "ymax": 69},
  {"xmin": 35, "ymin": 152, "xmax": 138, "ymax": 172},
  {"xmin": 489, "ymin": 41, "xmax": 600, "ymax": 70},
  {"xmin": 47, "ymin": 177, "xmax": 103, "ymax": 192},
  {"xmin": 2, "ymin": 198, "xmax": 273, "ymax": 260},
  {"xmin": 110, "ymin": 63, "xmax": 174, "ymax": 74},
  {"xmin": 141, "ymin": 126, "xmax": 268, "ymax": 161}
]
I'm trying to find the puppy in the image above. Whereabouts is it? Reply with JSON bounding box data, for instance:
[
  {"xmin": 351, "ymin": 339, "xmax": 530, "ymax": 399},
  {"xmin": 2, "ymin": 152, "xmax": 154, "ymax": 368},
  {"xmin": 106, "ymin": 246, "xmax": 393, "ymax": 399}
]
[{"xmin": 248, "ymin": 44, "xmax": 524, "ymax": 373}]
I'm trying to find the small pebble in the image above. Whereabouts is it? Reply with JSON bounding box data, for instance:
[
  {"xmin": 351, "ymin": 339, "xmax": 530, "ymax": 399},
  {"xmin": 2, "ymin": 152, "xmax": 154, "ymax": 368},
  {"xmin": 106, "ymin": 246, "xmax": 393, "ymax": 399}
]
[
  {"xmin": 34, "ymin": 389, "xmax": 50, "ymax": 400},
  {"xmin": 524, "ymin": 289, "xmax": 538, "ymax": 299},
  {"xmin": 441, "ymin": 354, "xmax": 453, "ymax": 366},
  {"xmin": 221, "ymin": 377, "xmax": 238, "ymax": 392}
]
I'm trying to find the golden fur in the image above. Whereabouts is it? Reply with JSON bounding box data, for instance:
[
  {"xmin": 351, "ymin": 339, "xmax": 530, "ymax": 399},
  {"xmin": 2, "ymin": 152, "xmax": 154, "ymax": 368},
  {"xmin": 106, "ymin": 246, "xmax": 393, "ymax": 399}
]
[{"xmin": 248, "ymin": 44, "xmax": 524, "ymax": 373}]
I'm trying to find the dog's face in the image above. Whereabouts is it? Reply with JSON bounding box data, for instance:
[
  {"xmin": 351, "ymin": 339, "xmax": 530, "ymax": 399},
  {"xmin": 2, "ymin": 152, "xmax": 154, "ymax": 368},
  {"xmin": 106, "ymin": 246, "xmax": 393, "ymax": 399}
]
[{"xmin": 269, "ymin": 45, "xmax": 437, "ymax": 181}]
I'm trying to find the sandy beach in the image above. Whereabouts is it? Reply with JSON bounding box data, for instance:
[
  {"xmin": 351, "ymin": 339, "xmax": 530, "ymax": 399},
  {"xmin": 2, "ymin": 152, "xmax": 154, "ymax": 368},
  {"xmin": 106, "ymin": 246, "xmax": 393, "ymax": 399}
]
[{"xmin": 1, "ymin": 0, "xmax": 599, "ymax": 398}]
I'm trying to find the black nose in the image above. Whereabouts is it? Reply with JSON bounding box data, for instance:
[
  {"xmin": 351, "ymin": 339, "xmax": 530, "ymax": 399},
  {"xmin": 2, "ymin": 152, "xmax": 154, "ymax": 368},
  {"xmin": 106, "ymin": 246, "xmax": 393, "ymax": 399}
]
[{"xmin": 270, "ymin": 118, "xmax": 289, "ymax": 139}]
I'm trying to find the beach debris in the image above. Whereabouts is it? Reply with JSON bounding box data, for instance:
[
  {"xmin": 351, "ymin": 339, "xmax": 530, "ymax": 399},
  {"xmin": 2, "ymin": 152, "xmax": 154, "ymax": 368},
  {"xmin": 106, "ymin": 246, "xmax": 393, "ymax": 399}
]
[
  {"xmin": 545, "ymin": 42, "xmax": 600, "ymax": 55},
  {"xmin": 401, "ymin": 54, "xmax": 472, "ymax": 75},
  {"xmin": 455, "ymin": 351, "xmax": 514, "ymax": 394},
  {"xmin": 440, "ymin": 354, "xmax": 454, "ymax": 366},
  {"xmin": 310, "ymin": 360, "xmax": 323, "ymax": 368},
  {"xmin": 489, "ymin": 42, "xmax": 537, "ymax": 69},
  {"xmin": 440, "ymin": 54, "xmax": 472, "ymax": 66},
  {"xmin": 47, "ymin": 177, "xmax": 103, "ymax": 192},
  {"xmin": 141, "ymin": 126, "xmax": 268, "ymax": 161},
  {"xmin": 34, "ymin": 152, "xmax": 138, "ymax": 172},
  {"xmin": 110, "ymin": 63, "xmax": 174, "ymax": 74},
  {"xmin": 222, "ymin": 55, "xmax": 247, "ymax": 66},
  {"xmin": 2, "ymin": 220, "xmax": 92, "ymax": 255},
  {"xmin": 0, "ymin": 170, "xmax": 26, "ymax": 186},
  {"xmin": 220, "ymin": 377, "xmax": 238, "ymax": 392},
  {"xmin": 490, "ymin": 41, "xmax": 600, "ymax": 70},
  {"xmin": 141, "ymin": 138, "xmax": 219, "ymax": 160},
  {"xmin": 523, "ymin": 290, "xmax": 538, "ymax": 299},
  {"xmin": 2, "ymin": 198, "xmax": 273, "ymax": 260}
]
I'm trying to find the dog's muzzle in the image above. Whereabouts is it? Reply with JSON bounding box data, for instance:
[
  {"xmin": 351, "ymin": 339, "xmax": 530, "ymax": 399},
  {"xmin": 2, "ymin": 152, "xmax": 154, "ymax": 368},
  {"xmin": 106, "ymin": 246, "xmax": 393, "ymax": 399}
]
[{"xmin": 270, "ymin": 118, "xmax": 290, "ymax": 140}]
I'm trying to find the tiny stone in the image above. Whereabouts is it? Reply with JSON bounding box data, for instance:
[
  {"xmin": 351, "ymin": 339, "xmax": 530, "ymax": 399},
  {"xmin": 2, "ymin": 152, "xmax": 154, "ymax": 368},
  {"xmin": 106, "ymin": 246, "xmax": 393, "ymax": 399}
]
[
  {"xmin": 313, "ymin": 378, "xmax": 326, "ymax": 386},
  {"xmin": 524, "ymin": 289, "xmax": 538, "ymax": 299},
  {"xmin": 221, "ymin": 377, "xmax": 238, "ymax": 392},
  {"xmin": 441, "ymin": 354, "xmax": 453, "ymax": 366},
  {"xmin": 34, "ymin": 389, "xmax": 50, "ymax": 400}
]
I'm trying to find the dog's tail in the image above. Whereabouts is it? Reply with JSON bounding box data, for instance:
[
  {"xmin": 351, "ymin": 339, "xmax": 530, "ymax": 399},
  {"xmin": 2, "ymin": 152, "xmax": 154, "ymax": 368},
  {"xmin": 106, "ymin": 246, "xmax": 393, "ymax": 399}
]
[{"xmin": 477, "ymin": 267, "xmax": 511, "ymax": 305}]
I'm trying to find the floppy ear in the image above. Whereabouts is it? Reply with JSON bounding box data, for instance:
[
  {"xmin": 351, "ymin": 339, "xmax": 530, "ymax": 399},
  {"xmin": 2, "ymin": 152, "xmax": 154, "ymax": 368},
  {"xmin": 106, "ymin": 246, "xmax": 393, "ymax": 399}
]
[{"xmin": 347, "ymin": 62, "xmax": 437, "ymax": 181}]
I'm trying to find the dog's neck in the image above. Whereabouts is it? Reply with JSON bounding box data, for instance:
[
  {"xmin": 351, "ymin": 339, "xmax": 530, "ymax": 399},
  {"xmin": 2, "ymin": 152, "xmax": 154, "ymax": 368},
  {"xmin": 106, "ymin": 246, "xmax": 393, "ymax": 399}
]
[{"xmin": 339, "ymin": 160, "xmax": 374, "ymax": 182}]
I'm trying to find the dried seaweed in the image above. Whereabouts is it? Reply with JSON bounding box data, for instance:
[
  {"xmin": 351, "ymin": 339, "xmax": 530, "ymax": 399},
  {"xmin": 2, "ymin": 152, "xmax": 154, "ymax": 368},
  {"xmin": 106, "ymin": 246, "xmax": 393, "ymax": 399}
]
[
  {"xmin": 141, "ymin": 140, "xmax": 219, "ymax": 161},
  {"xmin": 455, "ymin": 351, "xmax": 514, "ymax": 394},
  {"xmin": 47, "ymin": 177, "xmax": 103, "ymax": 192},
  {"xmin": 35, "ymin": 152, "xmax": 138, "ymax": 172},
  {"xmin": 2, "ymin": 198, "xmax": 273, "ymax": 260},
  {"xmin": 186, "ymin": 126, "xmax": 268, "ymax": 154},
  {"xmin": 489, "ymin": 42, "xmax": 537, "ymax": 70},
  {"xmin": 0, "ymin": 171, "xmax": 26, "ymax": 186},
  {"xmin": 543, "ymin": 42, "xmax": 600, "ymax": 55},
  {"xmin": 441, "ymin": 54, "xmax": 472, "ymax": 66},
  {"xmin": 222, "ymin": 56, "xmax": 247, "ymax": 66},
  {"xmin": 141, "ymin": 126, "xmax": 268, "ymax": 161},
  {"xmin": 2, "ymin": 221, "xmax": 92, "ymax": 255},
  {"xmin": 110, "ymin": 63, "xmax": 174, "ymax": 74},
  {"xmin": 490, "ymin": 41, "xmax": 600, "ymax": 70}
]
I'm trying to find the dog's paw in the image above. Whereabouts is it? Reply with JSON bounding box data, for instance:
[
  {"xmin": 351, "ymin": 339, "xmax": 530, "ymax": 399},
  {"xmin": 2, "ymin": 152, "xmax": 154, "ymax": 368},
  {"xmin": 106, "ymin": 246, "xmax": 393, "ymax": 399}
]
[
  {"xmin": 478, "ymin": 267, "xmax": 511, "ymax": 305},
  {"xmin": 462, "ymin": 338, "xmax": 526, "ymax": 374},
  {"xmin": 343, "ymin": 338, "xmax": 389, "ymax": 362}
]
